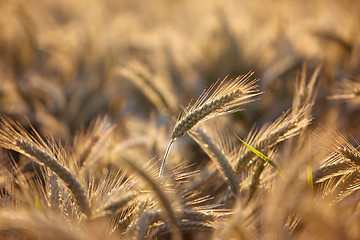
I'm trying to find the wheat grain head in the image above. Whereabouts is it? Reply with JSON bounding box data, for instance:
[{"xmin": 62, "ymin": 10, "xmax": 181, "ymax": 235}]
[
  {"xmin": 190, "ymin": 124, "xmax": 240, "ymax": 196},
  {"xmin": 159, "ymin": 72, "xmax": 261, "ymax": 176},
  {"xmin": 0, "ymin": 115, "xmax": 92, "ymax": 217}
]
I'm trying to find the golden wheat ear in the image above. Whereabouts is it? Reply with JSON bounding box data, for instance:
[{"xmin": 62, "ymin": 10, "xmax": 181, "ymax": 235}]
[
  {"xmin": 0, "ymin": 115, "xmax": 92, "ymax": 217},
  {"xmin": 159, "ymin": 72, "xmax": 261, "ymax": 176}
]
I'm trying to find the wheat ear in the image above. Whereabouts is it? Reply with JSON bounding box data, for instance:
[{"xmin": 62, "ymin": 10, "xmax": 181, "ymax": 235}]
[
  {"xmin": 313, "ymin": 158, "xmax": 353, "ymax": 183},
  {"xmin": 235, "ymin": 105, "xmax": 312, "ymax": 174},
  {"xmin": 190, "ymin": 126, "xmax": 240, "ymax": 195},
  {"xmin": 159, "ymin": 72, "xmax": 261, "ymax": 176},
  {"xmin": 151, "ymin": 220, "xmax": 213, "ymax": 239},
  {"xmin": 48, "ymin": 172, "xmax": 60, "ymax": 212},
  {"xmin": 131, "ymin": 211, "xmax": 162, "ymax": 240},
  {"xmin": 0, "ymin": 116, "xmax": 91, "ymax": 217},
  {"xmin": 121, "ymin": 158, "xmax": 182, "ymax": 240},
  {"xmin": 16, "ymin": 139, "xmax": 92, "ymax": 217},
  {"xmin": 101, "ymin": 191, "xmax": 138, "ymax": 213}
]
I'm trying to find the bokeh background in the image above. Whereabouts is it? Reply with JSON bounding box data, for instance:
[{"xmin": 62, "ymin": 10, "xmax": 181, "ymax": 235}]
[
  {"xmin": 1, "ymin": 1, "xmax": 360, "ymax": 239},
  {"xmin": 1, "ymin": 0, "xmax": 359, "ymax": 137}
]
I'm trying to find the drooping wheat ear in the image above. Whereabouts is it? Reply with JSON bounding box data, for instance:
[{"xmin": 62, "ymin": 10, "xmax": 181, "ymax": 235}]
[
  {"xmin": 0, "ymin": 116, "xmax": 91, "ymax": 217},
  {"xmin": 15, "ymin": 139, "xmax": 92, "ymax": 217},
  {"xmin": 48, "ymin": 172, "xmax": 60, "ymax": 212},
  {"xmin": 190, "ymin": 125, "xmax": 240, "ymax": 195},
  {"xmin": 159, "ymin": 72, "xmax": 261, "ymax": 176}
]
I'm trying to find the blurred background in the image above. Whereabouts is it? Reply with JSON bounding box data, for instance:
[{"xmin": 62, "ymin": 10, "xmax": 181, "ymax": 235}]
[{"xmin": 0, "ymin": 0, "xmax": 360, "ymax": 152}]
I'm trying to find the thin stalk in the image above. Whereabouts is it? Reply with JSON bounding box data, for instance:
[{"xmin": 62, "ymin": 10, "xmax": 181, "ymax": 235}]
[{"xmin": 159, "ymin": 140, "xmax": 174, "ymax": 176}]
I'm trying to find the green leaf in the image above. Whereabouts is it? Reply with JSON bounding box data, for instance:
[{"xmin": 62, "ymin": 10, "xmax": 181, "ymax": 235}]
[
  {"xmin": 236, "ymin": 135, "xmax": 286, "ymax": 180},
  {"xmin": 35, "ymin": 195, "xmax": 42, "ymax": 212},
  {"xmin": 307, "ymin": 165, "xmax": 314, "ymax": 197}
]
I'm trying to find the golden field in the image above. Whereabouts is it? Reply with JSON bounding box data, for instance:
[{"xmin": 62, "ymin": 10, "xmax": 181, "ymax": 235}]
[{"xmin": 0, "ymin": 0, "xmax": 360, "ymax": 239}]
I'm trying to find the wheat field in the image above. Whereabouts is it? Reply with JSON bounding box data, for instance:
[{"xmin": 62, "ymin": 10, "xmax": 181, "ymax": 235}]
[{"xmin": 0, "ymin": 0, "xmax": 360, "ymax": 239}]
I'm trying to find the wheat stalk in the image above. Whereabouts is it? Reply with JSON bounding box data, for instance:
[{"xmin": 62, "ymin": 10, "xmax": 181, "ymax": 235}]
[{"xmin": 159, "ymin": 72, "xmax": 261, "ymax": 176}]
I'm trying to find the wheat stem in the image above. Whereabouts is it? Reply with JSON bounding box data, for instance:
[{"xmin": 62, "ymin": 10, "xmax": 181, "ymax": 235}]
[{"xmin": 158, "ymin": 140, "xmax": 174, "ymax": 176}]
